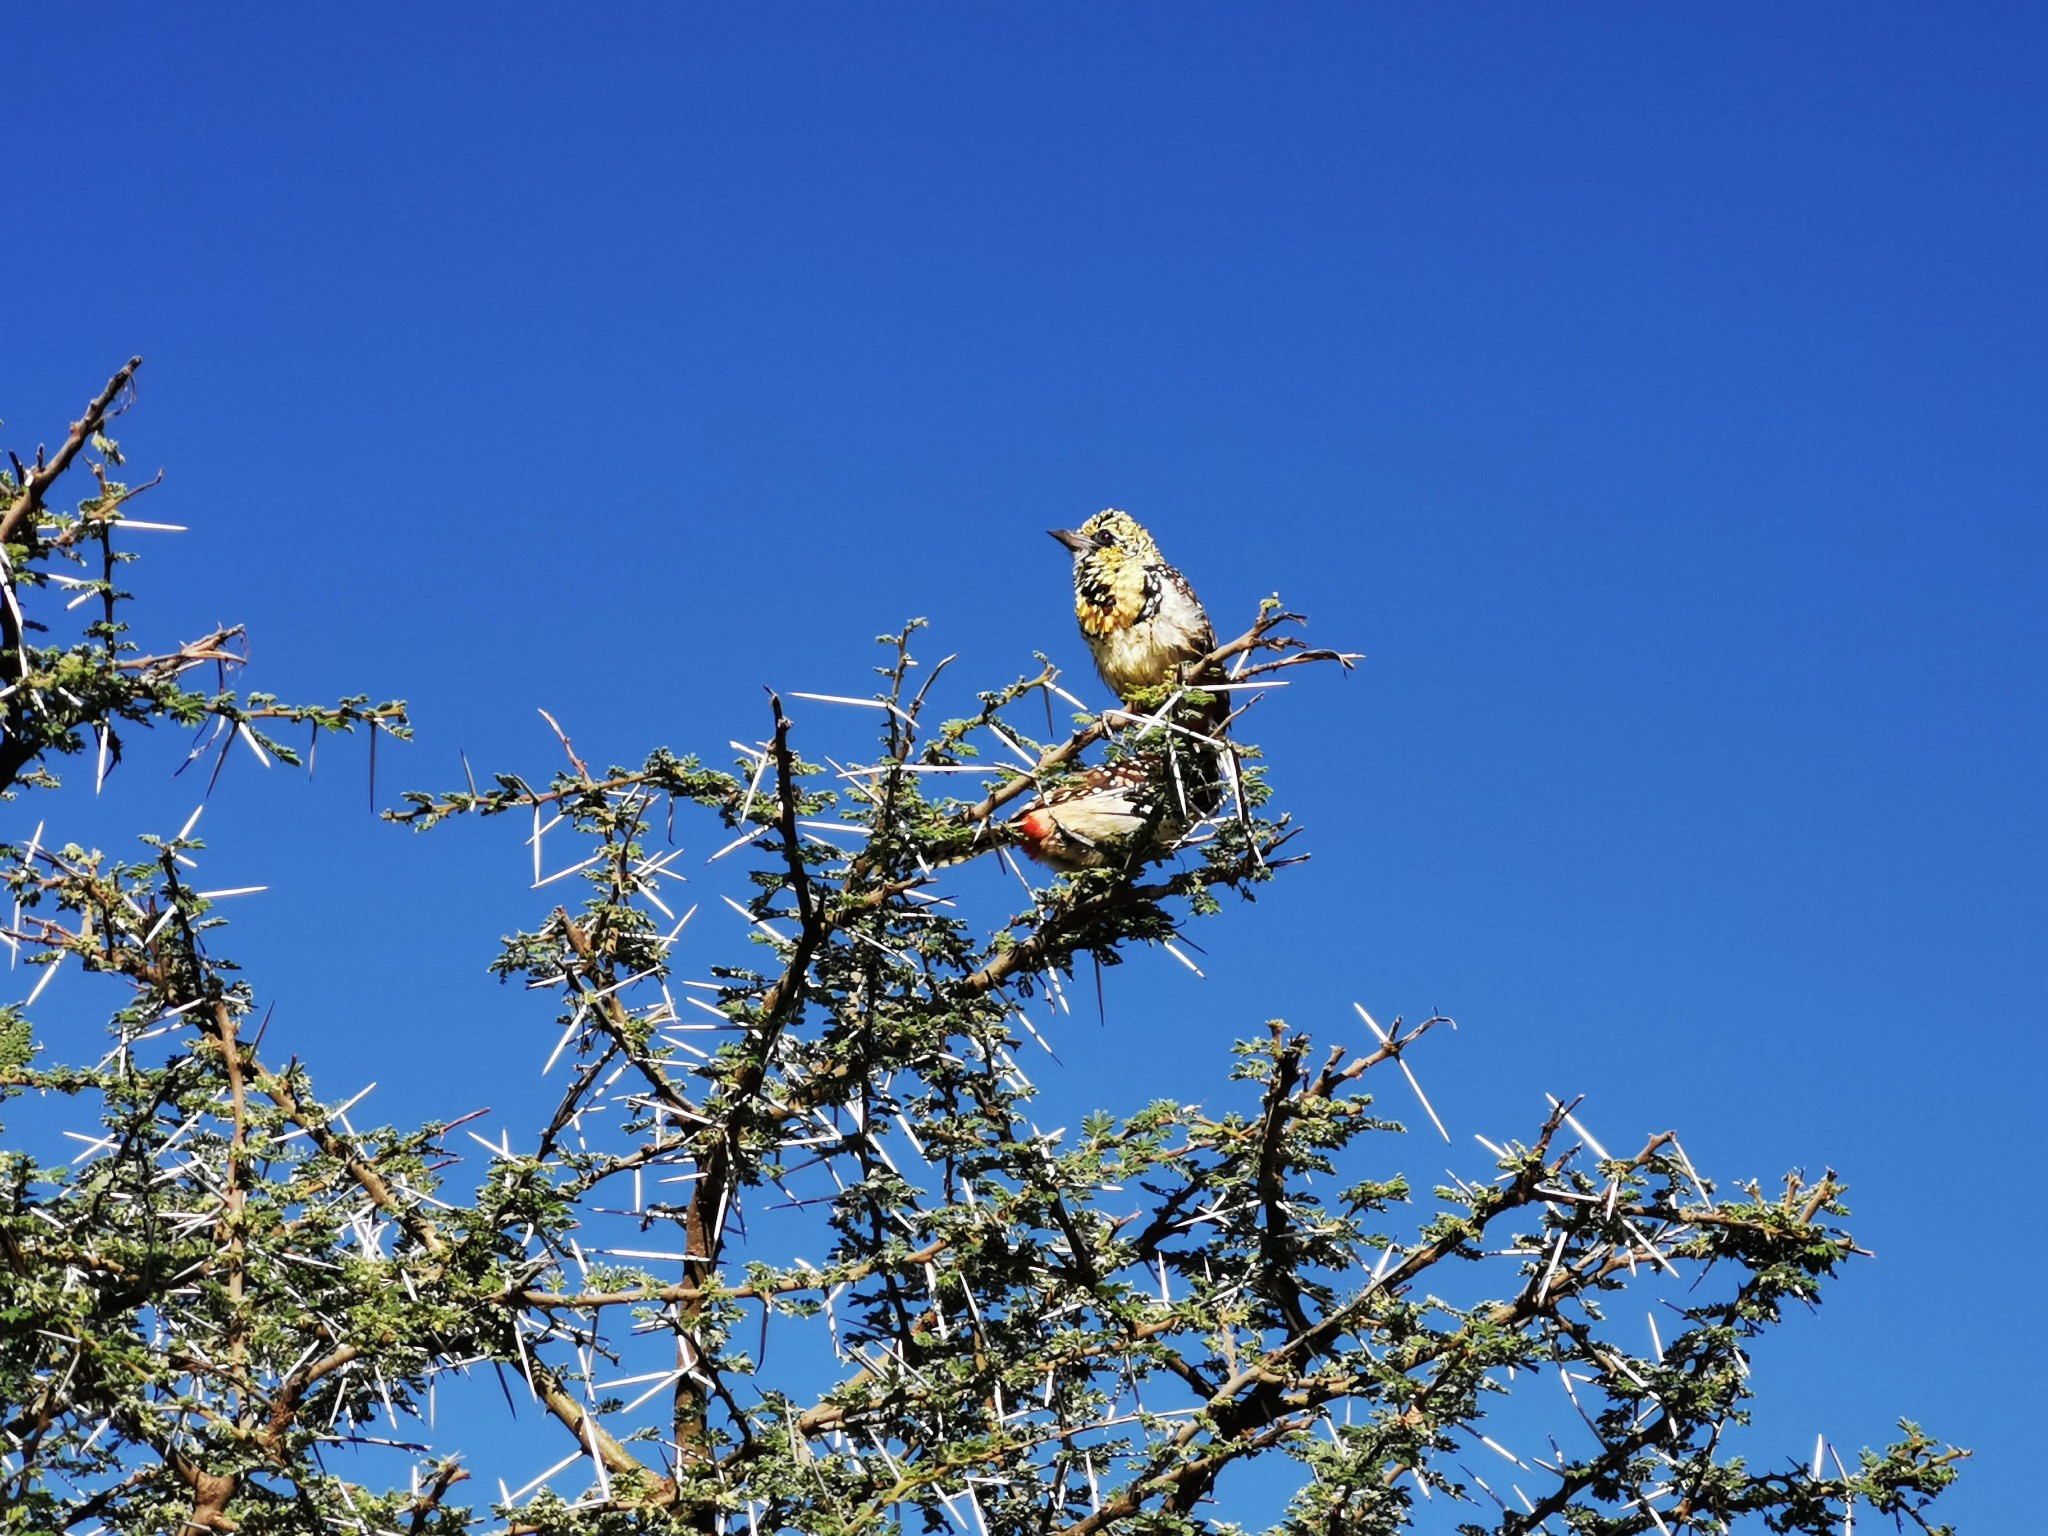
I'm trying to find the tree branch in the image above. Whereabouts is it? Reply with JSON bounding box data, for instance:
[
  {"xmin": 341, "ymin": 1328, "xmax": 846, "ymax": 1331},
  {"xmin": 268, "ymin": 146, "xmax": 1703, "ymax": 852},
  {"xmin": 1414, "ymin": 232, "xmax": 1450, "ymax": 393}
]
[{"xmin": 0, "ymin": 357, "xmax": 141, "ymax": 550}]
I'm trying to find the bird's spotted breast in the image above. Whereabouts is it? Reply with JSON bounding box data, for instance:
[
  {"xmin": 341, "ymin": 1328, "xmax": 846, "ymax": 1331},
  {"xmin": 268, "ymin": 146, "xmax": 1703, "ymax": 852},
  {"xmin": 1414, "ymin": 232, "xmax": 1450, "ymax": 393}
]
[{"xmin": 1074, "ymin": 554, "xmax": 1157, "ymax": 638}]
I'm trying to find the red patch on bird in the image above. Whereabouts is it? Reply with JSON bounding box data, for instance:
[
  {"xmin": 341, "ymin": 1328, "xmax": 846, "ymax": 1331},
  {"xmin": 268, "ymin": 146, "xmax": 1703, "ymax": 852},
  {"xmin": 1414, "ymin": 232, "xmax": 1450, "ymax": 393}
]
[{"xmin": 1020, "ymin": 808, "xmax": 1053, "ymax": 843}]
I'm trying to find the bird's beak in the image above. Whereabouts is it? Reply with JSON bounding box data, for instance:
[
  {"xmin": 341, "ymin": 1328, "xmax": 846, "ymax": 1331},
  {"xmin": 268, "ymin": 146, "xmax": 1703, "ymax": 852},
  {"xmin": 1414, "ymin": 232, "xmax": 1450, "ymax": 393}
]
[{"xmin": 1049, "ymin": 528, "xmax": 1092, "ymax": 554}]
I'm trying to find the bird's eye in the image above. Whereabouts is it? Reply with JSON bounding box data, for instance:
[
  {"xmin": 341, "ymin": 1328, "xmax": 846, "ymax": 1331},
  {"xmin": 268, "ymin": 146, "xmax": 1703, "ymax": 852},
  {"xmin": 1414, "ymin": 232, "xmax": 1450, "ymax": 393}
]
[{"xmin": 1092, "ymin": 530, "xmax": 1116, "ymax": 549}]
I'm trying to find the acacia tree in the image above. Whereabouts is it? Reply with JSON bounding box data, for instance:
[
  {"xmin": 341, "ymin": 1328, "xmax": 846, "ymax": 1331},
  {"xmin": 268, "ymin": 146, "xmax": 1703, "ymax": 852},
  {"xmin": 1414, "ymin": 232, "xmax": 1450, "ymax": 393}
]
[{"xmin": 0, "ymin": 363, "xmax": 1962, "ymax": 1536}]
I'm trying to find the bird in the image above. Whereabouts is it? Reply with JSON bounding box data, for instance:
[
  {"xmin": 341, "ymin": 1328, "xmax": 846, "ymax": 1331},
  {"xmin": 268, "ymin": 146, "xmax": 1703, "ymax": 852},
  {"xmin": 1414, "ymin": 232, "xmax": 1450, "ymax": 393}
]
[
  {"xmin": 1049, "ymin": 509, "xmax": 1222, "ymax": 728},
  {"xmin": 1007, "ymin": 761, "xmax": 1180, "ymax": 872}
]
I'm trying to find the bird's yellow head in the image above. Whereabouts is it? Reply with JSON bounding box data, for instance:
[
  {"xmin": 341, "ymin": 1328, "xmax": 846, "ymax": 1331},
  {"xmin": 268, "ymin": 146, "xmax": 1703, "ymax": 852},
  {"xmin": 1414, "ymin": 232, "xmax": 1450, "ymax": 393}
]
[
  {"xmin": 1049, "ymin": 509, "xmax": 1162, "ymax": 636},
  {"xmin": 1070, "ymin": 508, "xmax": 1161, "ymax": 562}
]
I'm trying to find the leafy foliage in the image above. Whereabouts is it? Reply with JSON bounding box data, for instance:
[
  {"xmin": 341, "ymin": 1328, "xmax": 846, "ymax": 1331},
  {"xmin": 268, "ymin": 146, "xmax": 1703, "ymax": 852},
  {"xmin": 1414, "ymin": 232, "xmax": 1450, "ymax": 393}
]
[{"xmin": 0, "ymin": 365, "xmax": 1961, "ymax": 1535}]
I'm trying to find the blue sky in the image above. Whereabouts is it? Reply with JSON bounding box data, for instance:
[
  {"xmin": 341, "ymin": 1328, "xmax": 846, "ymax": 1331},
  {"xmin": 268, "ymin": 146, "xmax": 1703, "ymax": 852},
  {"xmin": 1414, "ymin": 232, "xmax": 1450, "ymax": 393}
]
[{"xmin": 7, "ymin": 6, "xmax": 2043, "ymax": 1527}]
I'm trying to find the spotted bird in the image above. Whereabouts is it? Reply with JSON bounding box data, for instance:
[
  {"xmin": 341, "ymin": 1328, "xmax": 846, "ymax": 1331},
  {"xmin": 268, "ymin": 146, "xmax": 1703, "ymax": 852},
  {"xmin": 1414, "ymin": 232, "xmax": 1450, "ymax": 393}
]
[{"xmin": 1049, "ymin": 509, "xmax": 1223, "ymax": 730}]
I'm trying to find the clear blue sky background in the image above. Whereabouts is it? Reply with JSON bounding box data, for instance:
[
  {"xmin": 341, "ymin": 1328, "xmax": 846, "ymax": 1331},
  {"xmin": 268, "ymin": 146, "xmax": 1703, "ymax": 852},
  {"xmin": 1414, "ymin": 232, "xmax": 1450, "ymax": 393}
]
[{"xmin": 7, "ymin": 6, "xmax": 2042, "ymax": 1528}]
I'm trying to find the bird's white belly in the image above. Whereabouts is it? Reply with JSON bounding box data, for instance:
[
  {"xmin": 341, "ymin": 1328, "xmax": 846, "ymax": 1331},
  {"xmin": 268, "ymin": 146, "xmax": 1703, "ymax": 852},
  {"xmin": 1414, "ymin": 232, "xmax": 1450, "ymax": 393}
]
[{"xmin": 1088, "ymin": 599, "xmax": 1207, "ymax": 699}]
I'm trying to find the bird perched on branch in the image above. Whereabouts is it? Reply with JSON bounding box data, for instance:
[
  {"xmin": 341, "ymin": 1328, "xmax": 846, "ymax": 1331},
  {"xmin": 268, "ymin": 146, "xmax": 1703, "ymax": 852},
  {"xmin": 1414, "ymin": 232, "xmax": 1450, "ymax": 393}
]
[
  {"xmin": 1008, "ymin": 761, "xmax": 1180, "ymax": 872},
  {"xmin": 1050, "ymin": 509, "xmax": 1224, "ymax": 731}
]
